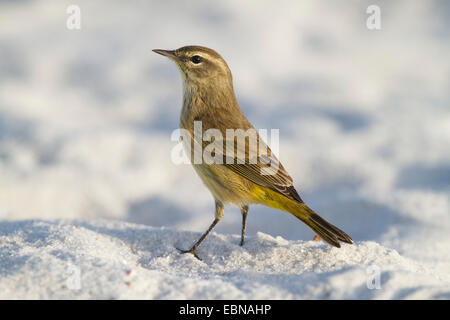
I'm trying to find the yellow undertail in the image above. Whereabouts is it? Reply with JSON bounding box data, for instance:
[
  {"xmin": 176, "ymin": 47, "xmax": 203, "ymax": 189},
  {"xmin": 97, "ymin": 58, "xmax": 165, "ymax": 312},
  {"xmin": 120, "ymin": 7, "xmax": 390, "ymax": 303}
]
[{"xmin": 253, "ymin": 186, "xmax": 354, "ymax": 248}]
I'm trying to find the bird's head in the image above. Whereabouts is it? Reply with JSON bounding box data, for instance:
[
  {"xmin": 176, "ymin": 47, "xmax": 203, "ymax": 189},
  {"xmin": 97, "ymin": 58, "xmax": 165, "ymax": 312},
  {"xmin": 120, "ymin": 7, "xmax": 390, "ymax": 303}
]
[{"xmin": 153, "ymin": 46, "xmax": 232, "ymax": 86}]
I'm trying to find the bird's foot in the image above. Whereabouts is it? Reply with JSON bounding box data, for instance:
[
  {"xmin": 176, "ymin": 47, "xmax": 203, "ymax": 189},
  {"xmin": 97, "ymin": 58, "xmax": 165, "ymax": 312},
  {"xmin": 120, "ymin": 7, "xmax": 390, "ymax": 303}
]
[
  {"xmin": 177, "ymin": 247, "xmax": 202, "ymax": 260},
  {"xmin": 313, "ymin": 235, "xmax": 321, "ymax": 242},
  {"xmin": 239, "ymin": 239, "xmax": 245, "ymax": 247}
]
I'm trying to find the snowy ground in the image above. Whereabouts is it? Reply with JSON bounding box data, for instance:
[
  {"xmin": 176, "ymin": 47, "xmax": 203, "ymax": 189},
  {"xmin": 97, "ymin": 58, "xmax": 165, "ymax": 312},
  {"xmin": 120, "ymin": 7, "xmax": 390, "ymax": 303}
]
[
  {"xmin": 0, "ymin": 0, "xmax": 449, "ymax": 299},
  {"xmin": 1, "ymin": 219, "xmax": 449, "ymax": 299}
]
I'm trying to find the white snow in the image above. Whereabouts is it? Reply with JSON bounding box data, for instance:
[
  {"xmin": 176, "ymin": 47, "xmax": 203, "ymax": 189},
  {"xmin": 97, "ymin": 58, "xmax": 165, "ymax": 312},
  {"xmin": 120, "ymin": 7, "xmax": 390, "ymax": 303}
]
[
  {"xmin": 1, "ymin": 219, "xmax": 448, "ymax": 299},
  {"xmin": 0, "ymin": 0, "xmax": 449, "ymax": 299}
]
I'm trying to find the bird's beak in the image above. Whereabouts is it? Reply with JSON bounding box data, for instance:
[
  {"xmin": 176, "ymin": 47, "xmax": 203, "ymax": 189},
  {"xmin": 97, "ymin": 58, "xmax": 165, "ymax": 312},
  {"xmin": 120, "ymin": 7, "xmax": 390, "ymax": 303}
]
[{"xmin": 152, "ymin": 49, "xmax": 177, "ymax": 60}]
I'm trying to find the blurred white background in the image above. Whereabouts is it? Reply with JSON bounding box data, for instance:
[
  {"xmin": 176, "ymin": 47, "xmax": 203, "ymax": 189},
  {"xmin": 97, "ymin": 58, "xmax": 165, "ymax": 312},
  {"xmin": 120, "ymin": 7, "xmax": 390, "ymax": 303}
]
[{"xmin": 0, "ymin": 0, "xmax": 449, "ymax": 273}]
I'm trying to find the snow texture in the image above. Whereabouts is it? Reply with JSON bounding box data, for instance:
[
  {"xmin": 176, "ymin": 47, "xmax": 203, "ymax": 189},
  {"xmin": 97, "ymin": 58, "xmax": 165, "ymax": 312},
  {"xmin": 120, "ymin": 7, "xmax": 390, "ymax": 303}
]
[
  {"xmin": 1, "ymin": 219, "xmax": 449, "ymax": 299},
  {"xmin": 0, "ymin": 0, "xmax": 449, "ymax": 299}
]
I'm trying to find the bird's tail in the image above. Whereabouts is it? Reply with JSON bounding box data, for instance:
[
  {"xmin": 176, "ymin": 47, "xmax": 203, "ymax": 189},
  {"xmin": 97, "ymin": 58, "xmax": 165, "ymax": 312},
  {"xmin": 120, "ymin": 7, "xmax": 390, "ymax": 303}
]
[{"xmin": 290, "ymin": 202, "xmax": 353, "ymax": 248}]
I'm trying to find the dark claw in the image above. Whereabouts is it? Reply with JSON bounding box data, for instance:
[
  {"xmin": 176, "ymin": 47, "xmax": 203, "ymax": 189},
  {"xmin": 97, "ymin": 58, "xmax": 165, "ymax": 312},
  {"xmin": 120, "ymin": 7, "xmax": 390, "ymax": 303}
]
[{"xmin": 177, "ymin": 247, "xmax": 202, "ymax": 261}]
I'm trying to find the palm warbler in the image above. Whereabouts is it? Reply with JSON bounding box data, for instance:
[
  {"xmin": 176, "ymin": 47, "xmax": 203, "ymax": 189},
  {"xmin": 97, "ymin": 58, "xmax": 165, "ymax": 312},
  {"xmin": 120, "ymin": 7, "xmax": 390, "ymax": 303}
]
[{"xmin": 153, "ymin": 45, "xmax": 353, "ymax": 259}]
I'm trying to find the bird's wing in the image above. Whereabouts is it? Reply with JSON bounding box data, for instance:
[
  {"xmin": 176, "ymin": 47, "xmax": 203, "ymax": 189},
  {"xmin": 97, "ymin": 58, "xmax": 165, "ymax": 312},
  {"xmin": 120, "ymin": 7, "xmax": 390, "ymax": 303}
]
[{"xmin": 200, "ymin": 130, "xmax": 304, "ymax": 203}]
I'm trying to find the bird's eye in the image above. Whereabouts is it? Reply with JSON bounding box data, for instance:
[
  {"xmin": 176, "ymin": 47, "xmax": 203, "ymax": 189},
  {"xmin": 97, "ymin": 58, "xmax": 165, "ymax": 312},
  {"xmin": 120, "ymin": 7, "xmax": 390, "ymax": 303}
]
[{"xmin": 191, "ymin": 55, "xmax": 202, "ymax": 64}]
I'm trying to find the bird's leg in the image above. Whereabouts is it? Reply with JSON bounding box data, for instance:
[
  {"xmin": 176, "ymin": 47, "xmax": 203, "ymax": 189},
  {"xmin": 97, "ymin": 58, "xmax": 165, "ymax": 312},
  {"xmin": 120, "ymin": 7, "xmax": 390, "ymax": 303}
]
[
  {"xmin": 240, "ymin": 205, "xmax": 249, "ymax": 246},
  {"xmin": 178, "ymin": 200, "xmax": 224, "ymax": 260},
  {"xmin": 177, "ymin": 220, "xmax": 219, "ymax": 260}
]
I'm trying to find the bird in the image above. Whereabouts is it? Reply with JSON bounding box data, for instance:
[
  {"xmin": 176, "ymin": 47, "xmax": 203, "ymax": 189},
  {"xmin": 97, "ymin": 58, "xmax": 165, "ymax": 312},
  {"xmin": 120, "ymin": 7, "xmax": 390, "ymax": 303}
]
[{"xmin": 153, "ymin": 45, "xmax": 353, "ymax": 259}]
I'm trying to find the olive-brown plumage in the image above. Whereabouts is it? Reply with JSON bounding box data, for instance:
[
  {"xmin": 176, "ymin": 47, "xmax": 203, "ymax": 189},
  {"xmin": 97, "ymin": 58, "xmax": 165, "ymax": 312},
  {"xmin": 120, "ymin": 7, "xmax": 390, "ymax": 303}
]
[{"xmin": 153, "ymin": 45, "xmax": 353, "ymax": 259}]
